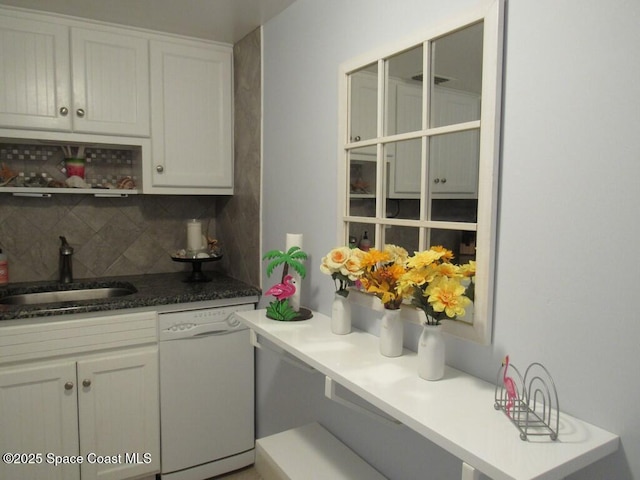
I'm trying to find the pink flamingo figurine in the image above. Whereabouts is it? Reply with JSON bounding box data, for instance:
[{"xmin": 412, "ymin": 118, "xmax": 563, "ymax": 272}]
[
  {"xmin": 503, "ymin": 355, "xmax": 518, "ymax": 417},
  {"xmin": 265, "ymin": 275, "xmax": 296, "ymax": 301}
]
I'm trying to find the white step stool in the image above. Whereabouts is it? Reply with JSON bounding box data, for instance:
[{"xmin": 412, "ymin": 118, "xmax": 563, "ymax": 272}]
[{"xmin": 255, "ymin": 422, "xmax": 387, "ymax": 480}]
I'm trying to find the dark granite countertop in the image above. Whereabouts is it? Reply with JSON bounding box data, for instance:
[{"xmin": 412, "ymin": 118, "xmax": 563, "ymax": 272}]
[{"xmin": 0, "ymin": 272, "xmax": 262, "ymax": 321}]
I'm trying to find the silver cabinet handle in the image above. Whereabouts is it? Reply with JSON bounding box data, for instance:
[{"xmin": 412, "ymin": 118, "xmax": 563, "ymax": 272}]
[
  {"xmin": 156, "ymin": 165, "xmax": 164, "ymax": 173},
  {"xmin": 82, "ymin": 379, "xmax": 91, "ymax": 388},
  {"xmin": 64, "ymin": 381, "xmax": 74, "ymax": 391},
  {"xmin": 59, "ymin": 107, "xmax": 69, "ymax": 116},
  {"xmin": 76, "ymin": 108, "xmax": 85, "ymax": 118}
]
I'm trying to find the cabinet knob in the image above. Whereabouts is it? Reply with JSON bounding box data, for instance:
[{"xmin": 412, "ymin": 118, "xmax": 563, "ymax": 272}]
[
  {"xmin": 76, "ymin": 108, "xmax": 85, "ymax": 118},
  {"xmin": 355, "ymin": 135, "xmax": 361, "ymax": 142},
  {"xmin": 82, "ymin": 379, "xmax": 92, "ymax": 388},
  {"xmin": 441, "ymin": 178, "xmax": 447, "ymax": 184},
  {"xmin": 433, "ymin": 178, "xmax": 447, "ymax": 184},
  {"xmin": 59, "ymin": 107, "xmax": 69, "ymax": 116},
  {"xmin": 64, "ymin": 381, "xmax": 74, "ymax": 391},
  {"xmin": 156, "ymin": 165, "xmax": 164, "ymax": 173},
  {"xmin": 434, "ymin": 178, "xmax": 440, "ymax": 184}
]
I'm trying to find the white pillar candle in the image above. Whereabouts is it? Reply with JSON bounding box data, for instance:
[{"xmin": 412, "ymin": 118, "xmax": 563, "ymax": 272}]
[
  {"xmin": 285, "ymin": 233, "xmax": 304, "ymax": 312},
  {"xmin": 187, "ymin": 219, "xmax": 203, "ymax": 252}
]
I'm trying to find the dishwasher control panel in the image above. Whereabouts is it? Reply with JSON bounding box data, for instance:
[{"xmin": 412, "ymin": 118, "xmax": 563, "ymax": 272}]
[{"xmin": 158, "ymin": 303, "xmax": 253, "ymax": 340}]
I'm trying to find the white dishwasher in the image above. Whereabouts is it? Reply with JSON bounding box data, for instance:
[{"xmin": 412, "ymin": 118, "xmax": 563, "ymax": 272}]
[{"xmin": 158, "ymin": 303, "xmax": 255, "ymax": 480}]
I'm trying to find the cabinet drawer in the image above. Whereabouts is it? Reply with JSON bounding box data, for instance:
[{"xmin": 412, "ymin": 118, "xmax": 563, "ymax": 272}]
[{"xmin": 0, "ymin": 311, "xmax": 157, "ymax": 364}]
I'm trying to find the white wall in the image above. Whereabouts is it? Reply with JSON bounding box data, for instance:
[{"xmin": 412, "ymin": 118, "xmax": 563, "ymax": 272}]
[{"xmin": 261, "ymin": 1, "xmax": 640, "ymax": 478}]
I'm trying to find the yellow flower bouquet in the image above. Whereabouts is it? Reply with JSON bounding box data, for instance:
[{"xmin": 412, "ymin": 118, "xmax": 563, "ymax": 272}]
[{"xmin": 399, "ymin": 246, "xmax": 474, "ymax": 325}]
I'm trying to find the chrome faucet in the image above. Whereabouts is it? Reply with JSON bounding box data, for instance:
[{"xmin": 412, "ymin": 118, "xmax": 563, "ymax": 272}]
[{"xmin": 59, "ymin": 236, "xmax": 74, "ymax": 284}]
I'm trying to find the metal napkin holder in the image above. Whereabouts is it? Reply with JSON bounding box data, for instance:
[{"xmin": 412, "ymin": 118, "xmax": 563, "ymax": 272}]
[{"xmin": 494, "ymin": 360, "xmax": 560, "ymax": 441}]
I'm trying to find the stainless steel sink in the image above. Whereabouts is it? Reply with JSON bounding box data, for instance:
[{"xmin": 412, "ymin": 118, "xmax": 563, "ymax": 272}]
[{"xmin": 0, "ymin": 283, "xmax": 137, "ymax": 306}]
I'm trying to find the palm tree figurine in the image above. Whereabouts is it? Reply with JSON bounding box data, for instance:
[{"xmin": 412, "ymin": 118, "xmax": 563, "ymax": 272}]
[{"xmin": 262, "ymin": 246, "xmax": 312, "ymax": 321}]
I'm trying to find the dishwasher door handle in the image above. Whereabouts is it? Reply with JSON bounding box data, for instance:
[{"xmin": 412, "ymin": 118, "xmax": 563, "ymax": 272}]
[{"xmin": 161, "ymin": 322, "xmax": 243, "ymax": 340}]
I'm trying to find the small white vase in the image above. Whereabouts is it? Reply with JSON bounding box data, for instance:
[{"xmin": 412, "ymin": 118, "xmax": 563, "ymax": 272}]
[
  {"xmin": 417, "ymin": 324, "xmax": 445, "ymax": 381},
  {"xmin": 331, "ymin": 292, "xmax": 351, "ymax": 335},
  {"xmin": 379, "ymin": 308, "xmax": 403, "ymax": 357}
]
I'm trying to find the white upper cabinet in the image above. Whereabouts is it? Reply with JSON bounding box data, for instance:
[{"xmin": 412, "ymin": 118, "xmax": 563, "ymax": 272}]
[
  {"xmin": 70, "ymin": 27, "xmax": 150, "ymax": 136},
  {"xmin": 349, "ymin": 70, "xmax": 378, "ymax": 157},
  {"xmin": 0, "ymin": 7, "xmax": 234, "ymax": 195},
  {"xmin": 429, "ymin": 87, "xmax": 480, "ymax": 197},
  {"xmin": 0, "ymin": 15, "xmax": 71, "ymax": 131},
  {"xmin": 148, "ymin": 39, "xmax": 233, "ymax": 194},
  {"xmin": 0, "ymin": 12, "xmax": 150, "ymax": 136},
  {"xmin": 389, "ymin": 81, "xmax": 422, "ymax": 198}
]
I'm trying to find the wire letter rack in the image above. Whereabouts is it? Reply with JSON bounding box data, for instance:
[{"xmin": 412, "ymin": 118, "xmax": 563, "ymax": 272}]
[{"xmin": 494, "ymin": 359, "xmax": 560, "ymax": 441}]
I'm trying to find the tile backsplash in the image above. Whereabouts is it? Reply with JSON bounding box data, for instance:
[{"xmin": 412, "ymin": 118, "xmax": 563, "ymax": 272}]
[{"xmin": 0, "ymin": 193, "xmax": 219, "ymax": 283}]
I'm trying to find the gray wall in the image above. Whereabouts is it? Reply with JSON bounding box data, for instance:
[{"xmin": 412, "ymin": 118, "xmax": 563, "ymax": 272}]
[
  {"xmin": 217, "ymin": 27, "xmax": 262, "ymax": 288},
  {"xmin": 260, "ymin": 0, "xmax": 639, "ymax": 479}
]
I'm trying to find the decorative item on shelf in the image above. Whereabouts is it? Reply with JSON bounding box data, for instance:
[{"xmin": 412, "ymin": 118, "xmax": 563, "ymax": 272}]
[
  {"xmin": 320, "ymin": 246, "xmax": 365, "ymax": 334},
  {"xmin": 0, "ymin": 248, "xmax": 8, "ymax": 286},
  {"xmin": 61, "ymin": 145, "xmax": 86, "ymax": 180},
  {"xmin": 0, "ymin": 163, "xmax": 18, "ymax": 187},
  {"xmin": 186, "ymin": 219, "xmax": 205, "ymax": 254},
  {"xmin": 285, "ymin": 234, "xmax": 304, "ymax": 311},
  {"xmin": 379, "ymin": 307, "xmax": 403, "ymax": 357},
  {"xmin": 494, "ymin": 356, "xmax": 560, "ymax": 441},
  {"xmin": 115, "ymin": 176, "xmax": 136, "ymax": 189},
  {"xmin": 350, "ymin": 178, "xmax": 370, "ymax": 194},
  {"xmin": 359, "ymin": 245, "xmax": 409, "ymax": 356},
  {"xmin": 171, "ymin": 219, "xmax": 222, "ymax": 282},
  {"xmin": 400, "ymin": 246, "xmax": 475, "ymax": 380},
  {"xmin": 262, "ymin": 234, "xmax": 312, "ymax": 321}
]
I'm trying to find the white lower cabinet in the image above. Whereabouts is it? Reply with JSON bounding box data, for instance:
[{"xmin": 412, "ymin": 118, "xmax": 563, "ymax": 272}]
[
  {"xmin": 77, "ymin": 348, "xmax": 160, "ymax": 480},
  {"xmin": 0, "ymin": 310, "xmax": 160, "ymax": 480},
  {"xmin": 0, "ymin": 361, "xmax": 80, "ymax": 480},
  {"xmin": 0, "ymin": 347, "xmax": 159, "ymax": 480}
]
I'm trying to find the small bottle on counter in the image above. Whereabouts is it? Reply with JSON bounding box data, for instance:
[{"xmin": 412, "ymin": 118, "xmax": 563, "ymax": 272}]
[{"xmin": 0, "ymin": 248, "xmax": 8, "ymax": 286}]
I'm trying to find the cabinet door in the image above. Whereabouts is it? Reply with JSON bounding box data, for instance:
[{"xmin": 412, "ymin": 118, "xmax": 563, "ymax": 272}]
[
  {"xmin": 430, "ymin": 88, "xmax": 480, "ymax": 197},
  {"xmin": 349, "ymin": 71, "xmax": 378, "ymax": 158},
  {"xmin": 389, "ymin": 82, "xmax": 422, "ymax": 198},
  {"xmin": 77, "ymin": 347, "xmax": 159, "ymax": 480},
  {"xmin": 71, "ymin": 27, "xmax": 150, "ymax": 136},
  {"xmin": 0, "ymin": 361, "xmax": 80, "ymax": 480},
  {"xmin": 0, "ymin": 14, "xmax": 72, "ymax": 131},
  {"xmin": 149, "ymin": 40, "xmax": 233, "ymax": 192}
]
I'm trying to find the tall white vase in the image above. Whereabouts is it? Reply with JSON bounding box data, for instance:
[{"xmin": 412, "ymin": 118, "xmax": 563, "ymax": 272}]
[
  {"xmin": 331, "ymin": 293, "xmax": 351, "ymax": 335},
  {"xmin": 379, "ymin": 308, "xmax": 403, "ymax": 357},
  {"xmin": 417, "ymin": 324, "xmax": 445, "ymax": 380}
]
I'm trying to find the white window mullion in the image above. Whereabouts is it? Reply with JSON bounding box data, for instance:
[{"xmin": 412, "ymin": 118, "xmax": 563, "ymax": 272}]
[{"xmin": 374, "ymin": 59, "xmax": 386, "ymax": 248}]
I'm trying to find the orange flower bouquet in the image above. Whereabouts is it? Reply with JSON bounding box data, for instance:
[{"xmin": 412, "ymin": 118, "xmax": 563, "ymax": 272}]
[{"xmin": 359, "ymin": 244, "xmax": 410, "ymax": 310}]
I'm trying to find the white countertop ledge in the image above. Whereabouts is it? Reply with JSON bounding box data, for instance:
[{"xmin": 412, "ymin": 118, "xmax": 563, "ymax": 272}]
[{"xmin": 235, "ymin": 309, "xmax": 619, "ymax": 480}]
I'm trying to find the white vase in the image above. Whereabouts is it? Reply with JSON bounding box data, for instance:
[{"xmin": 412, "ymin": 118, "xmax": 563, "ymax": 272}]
[
  {"xmin": 417, "ymin": 324, "xmax": 445, "ymax": 380},
  {"xmin": 379, "ymin": 308, "xmax": 403, "ymax": 357},
  {"xmin": 331, "ymin": 292, "xmax": 351, "ymax": 335}
]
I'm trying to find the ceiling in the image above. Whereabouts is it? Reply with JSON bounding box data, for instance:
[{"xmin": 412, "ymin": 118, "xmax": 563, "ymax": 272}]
[{"xmin": 0, "ymin": 0, "xmax": 297, "ymax": 44}]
